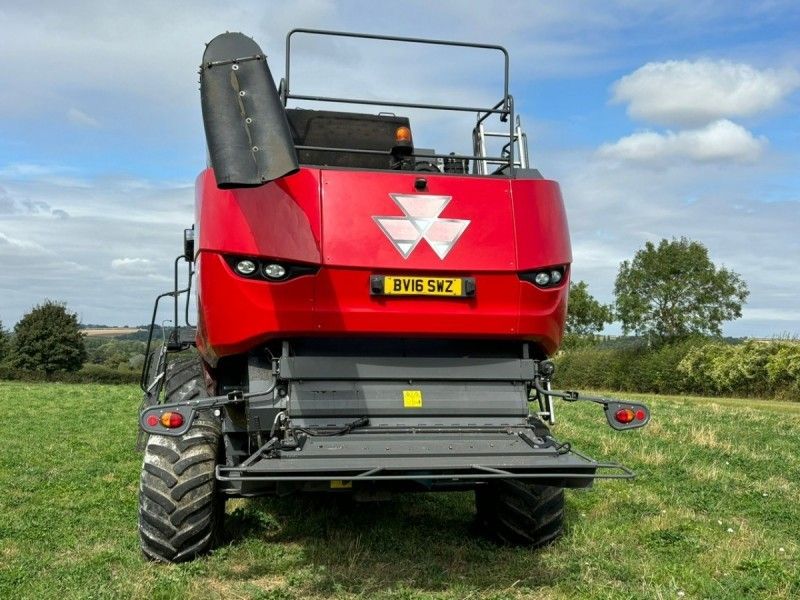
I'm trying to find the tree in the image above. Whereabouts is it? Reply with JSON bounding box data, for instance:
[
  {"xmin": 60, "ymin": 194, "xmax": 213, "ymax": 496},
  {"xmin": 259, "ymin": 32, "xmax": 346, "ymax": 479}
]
[
  {"xmin": 12, "ymin": 301, "xmax": 87, "ymax": 373},
  {"xmin": 566, "ymin": 281, "xmax": 613, "ymax": 336},
  {"xmin": 614, "ymin": 238, "xmax": 748, "ymax": 342},
  {"xmin": 0, "ymin": 319, "xmax": 8, "ymax": 364}
]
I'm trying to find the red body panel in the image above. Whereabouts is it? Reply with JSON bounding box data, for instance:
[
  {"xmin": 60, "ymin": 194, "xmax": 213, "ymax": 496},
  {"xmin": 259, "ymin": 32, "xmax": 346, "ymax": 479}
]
[{"xmin": 195, "ymin": 167, "xmax": 571, "ymax": 364}]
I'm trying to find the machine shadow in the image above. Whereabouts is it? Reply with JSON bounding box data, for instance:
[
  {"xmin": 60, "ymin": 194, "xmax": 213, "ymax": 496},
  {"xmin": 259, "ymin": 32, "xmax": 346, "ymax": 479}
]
[{"xmin": 222, "ymin": 491, "xmax": 578, "ymax": 594}]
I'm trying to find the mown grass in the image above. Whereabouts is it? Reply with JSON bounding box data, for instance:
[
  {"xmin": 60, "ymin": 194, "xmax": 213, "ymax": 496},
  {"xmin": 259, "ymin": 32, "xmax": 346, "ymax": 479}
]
[{"xmin": 1, "ymin": 382, "xmax": 798, "ymax": 599}]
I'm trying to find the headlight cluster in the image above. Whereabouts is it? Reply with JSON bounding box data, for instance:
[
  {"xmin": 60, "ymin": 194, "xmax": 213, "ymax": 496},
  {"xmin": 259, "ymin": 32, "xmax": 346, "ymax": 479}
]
[
  {"xmin": 226, "ymin": 255, "xmax": 318, "ymax": 282},
  {"xmin": 519, "ymin": 266, "xmax": 567, "ymax": 288}
]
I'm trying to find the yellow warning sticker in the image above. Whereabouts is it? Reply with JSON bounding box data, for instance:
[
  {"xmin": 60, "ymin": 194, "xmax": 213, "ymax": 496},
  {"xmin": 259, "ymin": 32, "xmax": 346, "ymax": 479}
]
[
  {"xmin": 403, "ymin": 390, "xmax": 423, "ymax": 408},
  {"xmin": 330, "ymin": 480, "xmax": 352, "ymax": 489}
]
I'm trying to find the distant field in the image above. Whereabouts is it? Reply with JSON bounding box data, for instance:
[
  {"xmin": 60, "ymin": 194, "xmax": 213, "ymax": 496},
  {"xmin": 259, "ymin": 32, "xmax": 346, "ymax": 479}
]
[
  {"xmin": 82, "ymin": 327, "xmax": 144, "ymax": 337},
  {"xmin": 0, "ymin": 383, "xmax": 798, "ymax": 599}
]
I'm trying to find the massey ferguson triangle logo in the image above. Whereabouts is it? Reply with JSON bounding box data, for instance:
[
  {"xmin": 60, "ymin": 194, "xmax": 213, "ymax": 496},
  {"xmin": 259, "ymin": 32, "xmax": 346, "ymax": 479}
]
[{"xmin": 373, "ymin": 194, "xmax": 470, "ymax": 259}]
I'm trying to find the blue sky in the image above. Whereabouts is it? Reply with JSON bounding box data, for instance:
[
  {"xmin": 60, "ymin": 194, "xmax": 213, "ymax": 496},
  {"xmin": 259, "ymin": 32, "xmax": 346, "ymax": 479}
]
[{"xmin": 0, "ymin": 1, "xmax": 798, "ymax": 337}]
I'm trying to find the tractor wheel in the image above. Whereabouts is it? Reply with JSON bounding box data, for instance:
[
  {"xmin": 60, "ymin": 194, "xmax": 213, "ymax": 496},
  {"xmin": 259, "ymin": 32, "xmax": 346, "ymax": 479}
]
[
  {"xmin": 475, "ymin": 480, "xmax": 565, "ymax": 548},
  {"xmin": 138, "ymin": 359, "xmax": 224, "ymax": 563}
]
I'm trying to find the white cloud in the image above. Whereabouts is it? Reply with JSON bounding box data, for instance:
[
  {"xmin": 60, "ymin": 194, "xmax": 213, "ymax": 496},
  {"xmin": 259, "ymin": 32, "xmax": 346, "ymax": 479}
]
[
  {"xmin": 0, "ymin": 174, "xmax": 193, "ymax": 325},
  {"xmin": 0, "ymin": 163, "xmax": 73, "ymax": 178},
  {"xmin": 537, "ymin": 143, "xmax": 800, "ymax": 338},
  {"xmin": 111, "ymin": 257, "xmax": 153, "ymax": 273},
  {"xmin": 0, "ymin": 232, "xmax": 50, "ymax": 255},
  {"xmin": 67, "ymin": 107, "xmax": 100, "ymax": 128},
  {"xmin": 597, "ymin": 119, "xmax": 766, "ymax": 164},
  {"xmin": 612, "ymin": 59, "xmax": 800, "ymax": 126}
]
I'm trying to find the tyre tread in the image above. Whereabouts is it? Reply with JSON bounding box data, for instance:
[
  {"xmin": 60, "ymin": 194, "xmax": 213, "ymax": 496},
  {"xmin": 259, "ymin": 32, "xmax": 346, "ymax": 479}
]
[
  {"xmin": 475, "ymin": 480, "xmax": 565, "ymax": 548},
  {"xmin": 138, "ymin": 357, "xmax": 222, "ymax": 563}
]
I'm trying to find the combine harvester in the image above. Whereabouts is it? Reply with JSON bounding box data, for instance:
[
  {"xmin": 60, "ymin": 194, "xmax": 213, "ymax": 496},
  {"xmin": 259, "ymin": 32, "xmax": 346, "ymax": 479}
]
[{"xmin": 137, "ymin": 29, "xmax": 650, "ymax": 563}]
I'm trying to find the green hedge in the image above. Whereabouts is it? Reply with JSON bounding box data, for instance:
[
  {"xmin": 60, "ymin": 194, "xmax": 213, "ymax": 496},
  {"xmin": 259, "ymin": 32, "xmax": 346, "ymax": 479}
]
[
  {"xmin": 0, "ymin": 364, "xmax": 140, "ymax": 384},
  {"xmin": 554, "ymin": 339, "xmax": 800, "ymax": 401}
]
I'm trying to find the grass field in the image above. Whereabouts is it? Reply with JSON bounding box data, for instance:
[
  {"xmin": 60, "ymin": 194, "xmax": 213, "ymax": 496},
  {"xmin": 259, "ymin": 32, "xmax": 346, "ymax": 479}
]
[{"xmin": 1, "ymin": 382, "xmax": 798, "ymax": 599}]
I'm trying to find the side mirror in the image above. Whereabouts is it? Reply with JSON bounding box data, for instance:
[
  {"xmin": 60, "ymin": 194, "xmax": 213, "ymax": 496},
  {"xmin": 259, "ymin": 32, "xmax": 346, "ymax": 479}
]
[{"xmin": 183, "ymin": 227, "xmax": 195, "ymax": 262}]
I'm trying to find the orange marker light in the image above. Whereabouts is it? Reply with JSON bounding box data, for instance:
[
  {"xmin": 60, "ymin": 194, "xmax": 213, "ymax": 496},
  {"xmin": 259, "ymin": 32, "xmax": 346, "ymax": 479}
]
[
  {"xmin": 160, "ymin": 412, "xmax": 184, "ymax": 428},
  {"xmin": 614, "ymin": 408, "xmax": 635, "ymax": 424},
  {"xmin": 395, "ymin": 126, "xmax": 412, "ymax": 143}
]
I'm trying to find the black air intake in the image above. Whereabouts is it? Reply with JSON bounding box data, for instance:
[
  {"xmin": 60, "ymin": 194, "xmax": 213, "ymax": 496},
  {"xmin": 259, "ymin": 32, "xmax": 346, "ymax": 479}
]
[{"xmin": 200, "ymin": 32, "xmax": 298, "ymax": 188}]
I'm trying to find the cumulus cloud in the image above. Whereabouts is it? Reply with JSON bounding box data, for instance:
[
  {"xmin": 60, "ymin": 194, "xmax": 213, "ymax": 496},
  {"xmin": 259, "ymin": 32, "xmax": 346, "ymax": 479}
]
[
  {"xmin": 597, "ymin": 119, "xmax": 766, "ymax": 164},
  {"xmin": 611, "ymin": 59, "xmax": 800, "ymax": 127}
]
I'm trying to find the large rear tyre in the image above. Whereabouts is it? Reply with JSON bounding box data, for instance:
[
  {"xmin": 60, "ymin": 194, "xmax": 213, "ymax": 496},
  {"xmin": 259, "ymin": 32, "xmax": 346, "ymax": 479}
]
[
  {"xmin": 475, "ymin": 480, "xmax": 565, "ymax": 548},
  {"xmin": 138, "ymin": 359, "xmax": 224, "ymax": 563}
]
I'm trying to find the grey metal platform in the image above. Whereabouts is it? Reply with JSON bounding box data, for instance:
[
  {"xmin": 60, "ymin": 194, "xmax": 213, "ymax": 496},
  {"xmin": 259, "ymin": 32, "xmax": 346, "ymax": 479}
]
[{"xmin": 216, "ymin": 428, "xmax": 632, "ymax": 485}]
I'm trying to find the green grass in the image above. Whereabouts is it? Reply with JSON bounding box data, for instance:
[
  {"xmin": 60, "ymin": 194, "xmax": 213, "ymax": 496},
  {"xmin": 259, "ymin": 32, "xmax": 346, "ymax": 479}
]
[{"xmin": 1, "ymin": 382, "xmax": 798, "ymax": 599}]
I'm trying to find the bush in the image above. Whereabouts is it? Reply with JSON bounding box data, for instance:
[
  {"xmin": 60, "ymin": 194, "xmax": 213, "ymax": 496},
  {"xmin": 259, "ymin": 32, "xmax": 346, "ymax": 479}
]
[
  {"xmin": 555, "ymin": 338, "xmax": 799, "ymax": 400},
  {"xmin": 0, "ymin": 364, "xmax": 139, "ymax": 384},
  {"xmin": 677, "ymin": 341, "xmax": 800, "ymax": 400}
]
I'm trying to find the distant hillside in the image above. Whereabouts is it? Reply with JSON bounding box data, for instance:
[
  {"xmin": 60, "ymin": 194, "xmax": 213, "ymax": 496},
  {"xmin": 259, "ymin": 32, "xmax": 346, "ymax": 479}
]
[{"xmin": 81, "ymin": 326, "xmax": 146, "ymax": 338}]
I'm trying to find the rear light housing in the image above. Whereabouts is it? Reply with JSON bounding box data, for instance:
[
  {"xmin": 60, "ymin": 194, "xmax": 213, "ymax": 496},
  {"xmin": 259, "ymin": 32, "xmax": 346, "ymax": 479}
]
[
  {"xmin": 519, "ymin": 265, "xmax": 568, "ymax": 289},
  {"xmin": 139, "ymin": 406, "xmax": 194, "ymax": 436},
  {"xmin": 605, "ymin": 401, "xmax": 650, "ymax": 430},
  {"xmin": 225, "ymin": 255, "xmax": 319, "ymax": 282}
]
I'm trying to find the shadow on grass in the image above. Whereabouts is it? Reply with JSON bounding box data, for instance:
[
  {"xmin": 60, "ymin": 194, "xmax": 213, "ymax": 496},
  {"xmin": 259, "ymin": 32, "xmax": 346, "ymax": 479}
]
[{"xmin": 216, "ymin": 490, "xmax": 580, "ymax": 596}]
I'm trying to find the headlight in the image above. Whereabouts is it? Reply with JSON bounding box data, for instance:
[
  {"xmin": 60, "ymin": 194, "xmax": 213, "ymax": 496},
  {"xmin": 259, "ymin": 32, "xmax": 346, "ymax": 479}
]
[
  {"xmin": 518, "ymin": 265, "xmax": 568, "ymax": 288},
  {"xmin": 534, "ymin": 272, "xmax": 551, "ymax": 286},
  {"xmin": 263, "ymin": 263, "xmax": 287, "ymax": 279},
  {"xmin": 235, "ymin": 259, "xmax": 257, "ymax": 275}
]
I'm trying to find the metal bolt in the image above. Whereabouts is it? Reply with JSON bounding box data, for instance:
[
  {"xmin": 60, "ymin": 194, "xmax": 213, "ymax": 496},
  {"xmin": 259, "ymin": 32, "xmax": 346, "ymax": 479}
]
[
  {"xmin": 239, "ymin": 90, "xmax": 246, "ymax": 96},
  {"xmin": 232, "ymin": 64, "xmax": 239, "ymax": 70}
]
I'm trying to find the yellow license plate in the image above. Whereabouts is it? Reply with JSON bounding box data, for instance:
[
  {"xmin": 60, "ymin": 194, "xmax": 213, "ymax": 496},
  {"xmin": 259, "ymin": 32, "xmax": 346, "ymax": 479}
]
[{"xmin": 370, "ymin": 275, "xmax": 475, "ymax": 297}]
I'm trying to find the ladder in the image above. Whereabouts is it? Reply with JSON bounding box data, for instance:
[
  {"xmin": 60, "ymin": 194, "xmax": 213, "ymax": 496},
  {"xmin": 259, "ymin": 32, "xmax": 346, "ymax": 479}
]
[{"xmin": 473, "ymin": 113, "xmax": 530, "ymax": 175}]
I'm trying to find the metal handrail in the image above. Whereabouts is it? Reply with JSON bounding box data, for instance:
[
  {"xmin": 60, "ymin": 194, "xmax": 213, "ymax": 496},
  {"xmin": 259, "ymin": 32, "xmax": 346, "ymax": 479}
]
[
  {"xmin": 284, "ymin": 28, "xmax": 509, "ymax": 110},
  {"xmin": 283, "ymin": 29, "xmax": 515, "ymax": 174}
]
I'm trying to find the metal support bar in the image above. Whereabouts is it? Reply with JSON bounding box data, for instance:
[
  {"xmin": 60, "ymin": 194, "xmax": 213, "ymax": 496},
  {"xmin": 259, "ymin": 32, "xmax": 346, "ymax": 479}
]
[
  {"xmin": 285, "ymin": 29, "xmax": 509, "ymax": 109},
  {"xmin": 295, "ymin": 144, "xmax": 508, "ymax": 163},
  {"xmin": 287, "ymin": 94, "xmax": 509, "ymax": 116},
  {"xmin": 217, "ymin": 463, "xmax": 633, "ymax": 482}
]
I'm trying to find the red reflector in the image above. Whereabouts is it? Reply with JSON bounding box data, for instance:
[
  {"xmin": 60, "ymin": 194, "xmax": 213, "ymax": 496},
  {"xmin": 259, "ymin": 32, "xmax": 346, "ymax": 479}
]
[
  {"xmin": 160, "ymin": 411, "xmax": 184, "ymax": 429},
  {"xmin": 635, "ymin": 409, "xmax": 646, "ymax": 421},
  {"xmin": 146, "ymin": 414, "xmax": 159, "ymax": 427},
  {"xmin": 614, "ymin": 408, "xmax": 635, "ymax": 424}
]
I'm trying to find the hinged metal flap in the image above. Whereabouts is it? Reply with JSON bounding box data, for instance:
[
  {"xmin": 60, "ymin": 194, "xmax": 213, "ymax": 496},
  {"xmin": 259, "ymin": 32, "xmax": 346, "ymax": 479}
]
[{"xmin": 201, "ymin": 32, "xmax": 299, "ymax": 188}]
